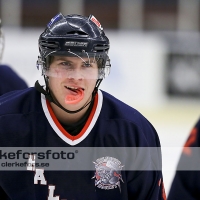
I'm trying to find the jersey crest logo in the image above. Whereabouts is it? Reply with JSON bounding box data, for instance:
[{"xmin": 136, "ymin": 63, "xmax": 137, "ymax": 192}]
[{"xmin": 92, "ymin": 156, "xmax": 124, "ymax": 191}]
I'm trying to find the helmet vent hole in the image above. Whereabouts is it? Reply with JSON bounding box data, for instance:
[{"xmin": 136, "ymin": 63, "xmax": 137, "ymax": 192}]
[
  {"xmin": 40, "ymin": 41, "xmax": 59, "ymax": 50},
  {"xmin": 94, "ymin": 44, "xmax": 109, "ymax": 52},
  {"xmin": 67, "ymin": 31, "xmax": 88, "ymax": 37}
]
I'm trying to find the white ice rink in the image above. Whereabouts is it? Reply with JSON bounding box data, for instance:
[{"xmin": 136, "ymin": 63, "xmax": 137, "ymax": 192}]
[{"xmin": 2, "ymin": 28, "xmax": 200, "ymax": 195}]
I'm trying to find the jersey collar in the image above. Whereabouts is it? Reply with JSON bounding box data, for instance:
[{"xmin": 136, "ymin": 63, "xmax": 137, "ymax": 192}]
[{"xmin": 41, "ymin": 90, "xmax": 103, "ymax": 146}]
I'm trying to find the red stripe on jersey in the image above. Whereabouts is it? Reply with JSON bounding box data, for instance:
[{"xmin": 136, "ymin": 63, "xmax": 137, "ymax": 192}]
[
  {"xmin": 158, "ymin": 178, "xmax": 161, "ymax": 186},
  {"xmin": 158, "ymin": 178, "xmax": 166, "ymax": 200},
  {"xmin": 162, "ymin": 182, "xmax": 167, "ymax": 200},
  {"xmin": 46, "ymin": 93, "xmax": 98, "ymax": 141},
  {"xmin": 183, "ymin": 128, "xmax": 197, "ymax": 155}
]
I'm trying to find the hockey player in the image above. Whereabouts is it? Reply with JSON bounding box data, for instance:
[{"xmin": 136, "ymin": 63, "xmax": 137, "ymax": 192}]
[
  {"xmin": 0, "ymin": 13, "xmax": 166, "ymax": 199},
  {"xmin": 168, "ymin": 118, "xmax": 200, "ymax": 199},
  {"xmin": 0, "ymin": 18, "xmax": 28, "ymax": 95}
]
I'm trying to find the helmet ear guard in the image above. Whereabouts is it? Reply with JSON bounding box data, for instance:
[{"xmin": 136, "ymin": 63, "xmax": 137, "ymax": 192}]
[
  {"xmin": 105, "ymin": 59, "xmax": 111, "ymax": 77},
  {"xmin": 36, "ymin": 56, "xmax": 46, "ymax": 76},
  {"xmin": 98, "ymin": 58, "xmax": 111, "ymax": 79}
]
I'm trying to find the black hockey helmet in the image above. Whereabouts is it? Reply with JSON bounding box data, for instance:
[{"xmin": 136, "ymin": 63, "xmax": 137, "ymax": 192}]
[{"xmin": 37, "ymin": 13, "xmax": 111, "ymax": 78}]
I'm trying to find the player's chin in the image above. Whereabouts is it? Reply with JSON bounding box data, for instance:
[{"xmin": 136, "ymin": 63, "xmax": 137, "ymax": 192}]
[{"xmin": 64, "ymin": 102, "xmax": 85, "ymax": 111}]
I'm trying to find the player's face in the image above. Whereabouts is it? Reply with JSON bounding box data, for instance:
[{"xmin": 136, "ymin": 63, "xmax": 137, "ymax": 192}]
[{"xmin": 48, "ymin": 55, "xmax": 98, "ymax": 110}]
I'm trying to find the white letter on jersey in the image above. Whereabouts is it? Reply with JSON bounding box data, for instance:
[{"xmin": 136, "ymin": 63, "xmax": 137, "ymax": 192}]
[
  {"xmin": 34, "ymin": 168, "xmax": 47, "ymax": 185},
  {"xmin": 48, "ymin": 185, "xmax": 59, "ymax": 200},
  {"xmin": 27, "ymin": 154, "xmax": 35, "ymax": 171}
]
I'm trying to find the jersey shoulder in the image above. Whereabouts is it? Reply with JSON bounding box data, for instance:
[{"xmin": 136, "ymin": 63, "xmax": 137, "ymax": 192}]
[
  {"xmin": 101, "ymin": 90, "xmax": 160, "ymax": 147},
  {"xmin": 101, "ymin": 90, "xmax": 152, "ymax": 124},
  {"xmin": 0, "ymin": 87, "xmax": 41, "ymax": 116}
]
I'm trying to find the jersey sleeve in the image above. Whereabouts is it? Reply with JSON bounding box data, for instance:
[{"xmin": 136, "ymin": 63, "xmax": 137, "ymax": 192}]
[
  {"xmin": 127, "ymin": 170, "xmax": 166, "ymax": 200},
  {"xmin": 168, "ymin": 118, "xmax": 200, "ymax": 200},
  {"xmin": 127, "ymin": 116, "xmax": 166, "ymax": 200}
]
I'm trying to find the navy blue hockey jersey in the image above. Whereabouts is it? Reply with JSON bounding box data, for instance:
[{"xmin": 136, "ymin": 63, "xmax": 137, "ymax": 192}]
[
  {"xmin": 0, "ymin": 87, "xmax": 166, "ymax": 200},
  {"xmin": 0, "ymin": 65, "xmax": 28, "ymax": 96},
  {"xmin": 168, "ymin": 119, "xmax": 200, "ymax": 200}
]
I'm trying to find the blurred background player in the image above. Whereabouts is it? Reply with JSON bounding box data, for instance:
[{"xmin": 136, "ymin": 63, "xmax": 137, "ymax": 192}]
[
  {"xmin": 0, "ymin": 13, "xmax": 166, "ymax": 199},
  {"xmin": 168, "ymin": 118, "xmax": 200, "ymax": 200},
  {"xmin": 0, "ymin": 18, "xmax": 28, "ymax": 96}
]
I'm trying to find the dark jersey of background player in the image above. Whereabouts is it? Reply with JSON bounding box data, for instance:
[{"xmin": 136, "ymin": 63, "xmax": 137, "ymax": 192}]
[
  {"xmin": 168, "ymin": 118, "xmax": 200, "ymax": 200},
  {"xmin": 0, "ymin": 65, "xmax": 28, "ymax": 95}
]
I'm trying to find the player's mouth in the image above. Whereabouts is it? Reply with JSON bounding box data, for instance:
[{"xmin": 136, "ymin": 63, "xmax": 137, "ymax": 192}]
[
  {"xmin": 65, "ymin": 86, "xmax": 84, "ymax": 93},
  {"xmin": 64, "ymin": 86, "xmax": 84, "ymax": 104}
]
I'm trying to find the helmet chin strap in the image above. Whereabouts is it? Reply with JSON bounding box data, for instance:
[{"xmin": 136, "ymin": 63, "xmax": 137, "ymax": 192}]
[{"xmin": 35, "ymin": 77, "xmax": 102, "ymax": 114}]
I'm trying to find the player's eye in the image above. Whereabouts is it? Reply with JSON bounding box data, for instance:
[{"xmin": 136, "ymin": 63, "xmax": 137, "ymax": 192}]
[
  {"xmin": 61, "ymin": 62, "xmax": 71, "ymax": 66},
  {"xmin": 83, "ymin": 63, "xmax": 91, "ymax": 67},
  {"xmin": 58, "ymin": 62, "xmax": 73, "ymax": 70}
]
